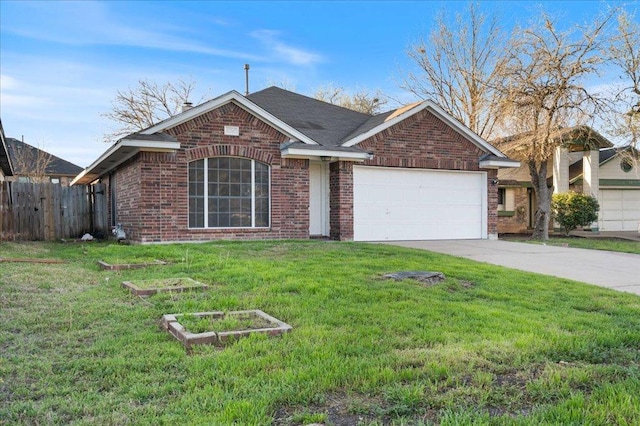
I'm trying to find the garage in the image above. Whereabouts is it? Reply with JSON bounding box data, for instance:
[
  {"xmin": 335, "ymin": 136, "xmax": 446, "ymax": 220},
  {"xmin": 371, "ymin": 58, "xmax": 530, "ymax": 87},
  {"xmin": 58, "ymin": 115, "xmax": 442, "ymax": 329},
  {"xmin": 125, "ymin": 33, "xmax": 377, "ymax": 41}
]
[
  {"xmin": 353, "ymin": 166, "xmax": 487, "ymax": 241},
  {"xmin": 599, "ymin": 189, "xmax": 640, "ymax": 231}
]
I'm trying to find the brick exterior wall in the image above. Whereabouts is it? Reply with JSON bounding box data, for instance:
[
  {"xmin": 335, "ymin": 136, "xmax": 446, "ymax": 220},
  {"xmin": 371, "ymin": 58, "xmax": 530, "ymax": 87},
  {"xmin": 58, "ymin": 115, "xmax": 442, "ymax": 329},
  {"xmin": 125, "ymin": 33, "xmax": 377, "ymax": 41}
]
[
  {"xmin": 497, "ymin": 186, "xmax": 532, "ymax": 234},
  {"xmin": 329, "ymin": 161, "xmax": 354, "ymax": 240},
  {"xmin": 109, "ymin": 102, "xmax": 310, "ymax": 243},
  {"xmin": 113, "ymin": 158, "xmax": 141, "ymax": 238}
]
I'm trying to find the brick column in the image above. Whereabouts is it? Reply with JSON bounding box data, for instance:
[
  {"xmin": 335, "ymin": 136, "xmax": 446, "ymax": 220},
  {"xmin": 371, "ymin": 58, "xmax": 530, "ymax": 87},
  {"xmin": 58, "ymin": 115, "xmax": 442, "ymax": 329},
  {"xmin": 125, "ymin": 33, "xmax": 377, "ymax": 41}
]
[
  {"xmin": 487, "ymin": 170, "xmax": 499, "ymax": 240},
  {"xmin": 329, "ymin": 161, "xmax": 353, "ymax": 241}
]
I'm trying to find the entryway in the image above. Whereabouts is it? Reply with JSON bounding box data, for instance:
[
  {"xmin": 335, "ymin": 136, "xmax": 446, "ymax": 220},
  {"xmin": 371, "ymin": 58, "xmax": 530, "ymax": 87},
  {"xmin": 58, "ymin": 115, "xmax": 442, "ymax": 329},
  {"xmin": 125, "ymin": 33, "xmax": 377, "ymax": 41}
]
[{"xmin": 309, "ymin": 162, "xmax": 329, "ymax": 237}]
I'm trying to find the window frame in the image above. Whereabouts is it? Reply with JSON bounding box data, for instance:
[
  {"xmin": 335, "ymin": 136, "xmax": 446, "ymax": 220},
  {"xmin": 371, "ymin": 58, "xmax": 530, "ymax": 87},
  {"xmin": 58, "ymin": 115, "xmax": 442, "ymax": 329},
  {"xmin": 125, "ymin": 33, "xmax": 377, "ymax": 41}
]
[
  {"xmin": 620, "ymin": 158, "xmax": 634, "ymax": 173},
  {"xmin": 497, "ymin": 188, "xmax": 506, "ymax": 211},
  {"xmin": 188, "ymin": 157, "xmax": 271, "ymax": 229}
]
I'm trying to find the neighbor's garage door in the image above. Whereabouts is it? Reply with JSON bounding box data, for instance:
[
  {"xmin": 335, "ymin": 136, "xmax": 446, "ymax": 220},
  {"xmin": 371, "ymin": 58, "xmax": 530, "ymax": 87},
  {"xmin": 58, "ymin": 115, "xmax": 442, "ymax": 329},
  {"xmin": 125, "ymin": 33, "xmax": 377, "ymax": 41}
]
[
  {"xmin": 599, "ymin": 189, "xmax": 640, "ymax": 231},
  {"xmin": 353, "ymin": 166, "xmax": 487, "ymax": 241}
]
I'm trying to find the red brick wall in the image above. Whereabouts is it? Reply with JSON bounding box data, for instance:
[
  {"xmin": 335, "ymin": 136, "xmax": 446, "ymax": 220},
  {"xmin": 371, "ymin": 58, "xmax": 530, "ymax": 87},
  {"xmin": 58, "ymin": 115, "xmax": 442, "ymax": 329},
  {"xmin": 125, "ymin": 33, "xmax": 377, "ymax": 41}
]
[
  {"xmin": 329, "ymin": 161, "xmax": 353, "ymax": 240},
  {"xmin": 497, "ymin": 186, "xmax": 533, "ymax": 234},
  {"xmin": 111, "ymin": 101, "xmax": 310, "ymax": 243},
  {"xmin": 113, "ymin": 158, "xmax": 141, "ymax": 239},
  {"xmin": 358, "ymin": 109, "xmax": 485, "ymax": 170},
  {"xmin": 486, "ymin": 169, "xmax": 499, "ymax": 236}
]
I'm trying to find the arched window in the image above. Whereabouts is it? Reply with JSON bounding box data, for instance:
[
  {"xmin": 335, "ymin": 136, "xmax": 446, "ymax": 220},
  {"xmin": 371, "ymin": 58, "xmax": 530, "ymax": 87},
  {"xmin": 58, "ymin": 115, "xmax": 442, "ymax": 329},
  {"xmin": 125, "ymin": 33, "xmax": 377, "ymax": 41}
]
[{"xmin": 188, "ymin": 157, "xmax": 270, "ymax": 228}]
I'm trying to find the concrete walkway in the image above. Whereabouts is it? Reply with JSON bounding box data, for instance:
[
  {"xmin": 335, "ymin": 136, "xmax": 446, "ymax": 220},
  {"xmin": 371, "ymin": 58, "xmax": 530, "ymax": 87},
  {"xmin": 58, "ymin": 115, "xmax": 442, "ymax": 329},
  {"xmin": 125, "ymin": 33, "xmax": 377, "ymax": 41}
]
[{"xmin": 383, "ymin": 240, "xmax": 640, "ymax": 296}]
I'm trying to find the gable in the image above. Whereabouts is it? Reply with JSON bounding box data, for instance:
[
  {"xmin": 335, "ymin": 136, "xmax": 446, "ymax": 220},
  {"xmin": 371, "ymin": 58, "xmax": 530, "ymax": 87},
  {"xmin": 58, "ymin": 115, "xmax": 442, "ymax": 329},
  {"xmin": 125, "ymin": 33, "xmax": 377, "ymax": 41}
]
[
  {"xmin": 142, "ymin": 90, "xmax": 318, "ymax": 146},
  {"xmin": 343, "ymin": 100, "xmax": 506, "ymax": 159},
  {"xmin": 163, "ymin": 101, "xmax": 290, "ymax": 164},
  {"xmin": 356, "ymin": 108, "xmax": 488, "ymax": 170},
  {"xmin": 599, "ymin": 153, "xmax": 640, "ymax": 180}
]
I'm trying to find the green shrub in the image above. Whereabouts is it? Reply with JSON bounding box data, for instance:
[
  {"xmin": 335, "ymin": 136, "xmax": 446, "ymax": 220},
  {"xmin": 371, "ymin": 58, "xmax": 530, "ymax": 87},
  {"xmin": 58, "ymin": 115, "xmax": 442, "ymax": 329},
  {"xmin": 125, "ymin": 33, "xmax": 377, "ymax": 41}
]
[{"xmin": 552, "ymin": 192, "xmax": 600, "ymax": 236}]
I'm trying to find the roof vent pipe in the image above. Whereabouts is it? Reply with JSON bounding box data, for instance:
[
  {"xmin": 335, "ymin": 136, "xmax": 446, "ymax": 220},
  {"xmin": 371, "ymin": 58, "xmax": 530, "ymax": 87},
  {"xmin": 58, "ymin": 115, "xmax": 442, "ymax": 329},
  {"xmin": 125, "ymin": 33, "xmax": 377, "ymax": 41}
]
[
  {"xmin": 182, "ymin": 101, "xmax": 193, "ymax": 112},
  {"xmin": 244, "ymin": 64, "xmax": 250, "ymax": 96}
]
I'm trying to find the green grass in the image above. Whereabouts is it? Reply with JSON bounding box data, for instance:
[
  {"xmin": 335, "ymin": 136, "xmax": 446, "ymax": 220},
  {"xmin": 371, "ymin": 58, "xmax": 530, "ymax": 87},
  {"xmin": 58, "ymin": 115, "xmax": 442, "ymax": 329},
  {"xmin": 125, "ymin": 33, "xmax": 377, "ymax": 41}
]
[
  {"xmin": 1, "ymin": 240, "xmax": 639, "ymax": 425},
  {"xmin": 515, "ymin": 237, "xmax": 640, "ymax": 254}
]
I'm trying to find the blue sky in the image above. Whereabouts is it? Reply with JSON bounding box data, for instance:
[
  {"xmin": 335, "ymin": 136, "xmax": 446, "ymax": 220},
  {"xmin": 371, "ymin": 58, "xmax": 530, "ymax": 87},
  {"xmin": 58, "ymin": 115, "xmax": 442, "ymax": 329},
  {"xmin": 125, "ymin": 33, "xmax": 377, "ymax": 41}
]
[{"xmin": 0, "ymin": 1, "xmax": 636, "ymax": 168}]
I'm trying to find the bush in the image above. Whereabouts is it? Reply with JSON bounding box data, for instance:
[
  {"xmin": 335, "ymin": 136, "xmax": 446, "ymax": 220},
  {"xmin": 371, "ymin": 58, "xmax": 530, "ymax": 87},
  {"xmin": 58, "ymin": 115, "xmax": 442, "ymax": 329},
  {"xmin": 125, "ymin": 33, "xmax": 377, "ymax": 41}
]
[{"xmin": 552, "ymin": 192, "xmax": 600, "ymax": 236}]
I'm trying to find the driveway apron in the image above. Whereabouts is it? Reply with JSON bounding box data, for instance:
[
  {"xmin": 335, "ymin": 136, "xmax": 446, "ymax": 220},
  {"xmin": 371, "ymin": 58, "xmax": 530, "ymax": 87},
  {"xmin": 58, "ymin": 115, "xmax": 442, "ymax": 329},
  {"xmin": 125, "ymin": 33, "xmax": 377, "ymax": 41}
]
[{"xmin": 382, "ymin": 240, "xmax": 640, "ymax": 296}]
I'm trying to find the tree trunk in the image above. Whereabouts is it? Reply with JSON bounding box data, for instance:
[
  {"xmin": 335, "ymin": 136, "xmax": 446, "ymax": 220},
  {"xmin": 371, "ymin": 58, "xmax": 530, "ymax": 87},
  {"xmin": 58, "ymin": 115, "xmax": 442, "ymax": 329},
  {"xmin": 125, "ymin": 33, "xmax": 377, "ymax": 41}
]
[{"xmin": 529, "ymin": 160, "xmax": 551, "ymax": 240}]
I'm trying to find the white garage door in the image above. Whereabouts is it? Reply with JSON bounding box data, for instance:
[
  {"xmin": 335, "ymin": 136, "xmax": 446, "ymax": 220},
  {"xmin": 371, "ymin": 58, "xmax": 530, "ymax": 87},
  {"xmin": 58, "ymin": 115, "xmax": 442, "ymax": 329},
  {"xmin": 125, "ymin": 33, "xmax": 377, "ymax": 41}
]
[
  {"xmin": 353, "ymin": 166, "xmax": 487, "ymax": 241},
  {"xmin": 599, "ymin": 189, "xmax": 640, "ymax": 231}
]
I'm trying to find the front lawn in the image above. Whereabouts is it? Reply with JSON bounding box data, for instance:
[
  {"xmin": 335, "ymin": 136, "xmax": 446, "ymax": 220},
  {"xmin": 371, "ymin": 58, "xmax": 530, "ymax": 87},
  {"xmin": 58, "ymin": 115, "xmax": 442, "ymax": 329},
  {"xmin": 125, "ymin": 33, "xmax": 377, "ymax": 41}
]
[{"xmin": 1, "ymin": 240, "xmax": 639, "ymax": 425}]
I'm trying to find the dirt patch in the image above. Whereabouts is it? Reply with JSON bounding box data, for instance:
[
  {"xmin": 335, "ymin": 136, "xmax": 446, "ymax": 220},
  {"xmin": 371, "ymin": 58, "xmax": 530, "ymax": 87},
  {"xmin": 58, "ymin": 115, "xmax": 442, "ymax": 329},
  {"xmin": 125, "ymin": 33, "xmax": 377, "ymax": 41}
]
[
  {"xmin": 273, "ymin": 390, "xmax": 440, "ymax": 425},
  {"xmin": 383, "ymin": 271, "xmax": 445, "ymax": 286},
  {"xmin": 273, "ymin": 391, "xmax": 386, "ymax": 426}
]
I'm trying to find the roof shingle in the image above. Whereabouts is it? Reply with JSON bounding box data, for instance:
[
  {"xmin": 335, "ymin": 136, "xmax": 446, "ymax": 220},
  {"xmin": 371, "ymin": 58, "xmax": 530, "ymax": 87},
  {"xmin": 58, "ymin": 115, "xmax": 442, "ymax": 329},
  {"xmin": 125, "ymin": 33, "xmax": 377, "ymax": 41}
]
[
  {"xmin": 6, "ymin": 138, "xmax": 83, "ymax": 177},
  {"xmin": 247, "ymin": 87, "xmax": 373, "ymax": 147}
]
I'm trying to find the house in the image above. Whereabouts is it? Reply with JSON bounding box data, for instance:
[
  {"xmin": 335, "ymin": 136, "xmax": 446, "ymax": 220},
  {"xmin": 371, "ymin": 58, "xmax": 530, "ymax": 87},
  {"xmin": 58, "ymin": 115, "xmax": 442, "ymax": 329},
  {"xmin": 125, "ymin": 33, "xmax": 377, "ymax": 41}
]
[
  {"xmin": 0, "ymin": 120, "xmax": 14, "ymax": 180},
  {"xmin": 72, "ymin": 87, "xmax": 518, "ymax": 243},
  {"xmin": 496, "ymin": 126, "xmax": 640, "ymax": 233},
  {"xmin": 1, "ymin": 119, "xmax": 14, "ymax": 241},
  {"xmin": 5, "ymin": 138, "xmax": 83, "ymax": 185}
]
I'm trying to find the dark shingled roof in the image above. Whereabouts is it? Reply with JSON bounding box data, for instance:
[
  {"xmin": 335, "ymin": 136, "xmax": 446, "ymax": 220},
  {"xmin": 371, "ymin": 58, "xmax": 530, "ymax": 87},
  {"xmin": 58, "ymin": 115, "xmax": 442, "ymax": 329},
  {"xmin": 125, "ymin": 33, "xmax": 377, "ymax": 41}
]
[
  {"xmin": 6, "ymin": 138, "xmax": 83, "ymax": 177},
  {"xmin": 494, "ymin": 125, "xmax": 614, "ymax": 156},
  {"xmin": 247, "ymin": 86, "xmax": 373, "ymax": 147}
]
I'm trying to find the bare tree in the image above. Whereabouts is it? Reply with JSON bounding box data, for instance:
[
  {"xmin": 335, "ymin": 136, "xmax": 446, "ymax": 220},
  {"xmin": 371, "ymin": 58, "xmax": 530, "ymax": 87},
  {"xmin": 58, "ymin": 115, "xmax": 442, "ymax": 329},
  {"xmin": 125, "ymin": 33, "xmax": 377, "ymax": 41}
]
[
  {"xmin": 607, "ymin": 10, "xmax": 640, "ymax": 149},
  {"xmin": 9, "ymin": 139, "xmax": 52, "ymax": 182},
  {"xmin": 314, "ymin": 83, "xmax": 387, "ymax": 114},
  {"xmin": 497, "ymin": 12, "xmax": 614, "ymax": 240},
  {"xmin": 102, "ymin": 78, "xmax": 200, "ymax": 141},
  {"xmin": 402, "ymin": 2, "xmax": 509, "ymax": 139}
]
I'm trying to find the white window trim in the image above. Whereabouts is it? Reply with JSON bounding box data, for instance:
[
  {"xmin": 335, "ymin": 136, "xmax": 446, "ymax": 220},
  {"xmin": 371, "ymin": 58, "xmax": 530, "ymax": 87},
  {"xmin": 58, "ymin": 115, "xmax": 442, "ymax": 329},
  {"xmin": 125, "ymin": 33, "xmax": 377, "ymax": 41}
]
[{"xmin": 189, "ymin": 157, "xmax": 271, "ymax": 229}]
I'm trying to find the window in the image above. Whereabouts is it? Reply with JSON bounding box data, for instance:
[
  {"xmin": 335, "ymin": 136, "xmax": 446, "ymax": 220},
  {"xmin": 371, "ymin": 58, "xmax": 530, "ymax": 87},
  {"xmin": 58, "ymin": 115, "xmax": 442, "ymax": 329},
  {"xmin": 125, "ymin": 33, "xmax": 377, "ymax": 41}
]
[
  {"xmin": 188, "ymin": 157, "xmax": 270, "ymax": 228},
  {"xmin": 497, "ymin": 188, "xmax": 506, "ymax": 211},
  {"xmin": 620, "ymin": 158, "xmax": 634, "ymax": 173}
]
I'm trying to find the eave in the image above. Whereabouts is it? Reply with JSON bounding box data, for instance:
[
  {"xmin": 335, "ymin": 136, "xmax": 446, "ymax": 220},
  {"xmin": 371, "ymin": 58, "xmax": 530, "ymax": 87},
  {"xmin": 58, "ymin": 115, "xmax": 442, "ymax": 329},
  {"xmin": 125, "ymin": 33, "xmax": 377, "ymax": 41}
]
[
  {"xmin": 71, "ymin": 137, "xmax": 180, "ymax": 185},
  {"xmin": 479, "ymin": 157, "xmax": 521, "ymax": 169},
  {"xmin": 280, "ymin": 146, "xmax": 372, "ymax": 162}
]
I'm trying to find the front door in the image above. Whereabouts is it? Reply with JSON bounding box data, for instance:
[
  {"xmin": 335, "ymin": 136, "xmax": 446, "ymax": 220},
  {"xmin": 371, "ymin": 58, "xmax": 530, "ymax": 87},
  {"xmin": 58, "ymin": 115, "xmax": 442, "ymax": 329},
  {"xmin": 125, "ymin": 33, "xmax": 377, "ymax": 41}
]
[{"xmin": 309, "ymin": 163, "xmax": 329, "ymax": 236}]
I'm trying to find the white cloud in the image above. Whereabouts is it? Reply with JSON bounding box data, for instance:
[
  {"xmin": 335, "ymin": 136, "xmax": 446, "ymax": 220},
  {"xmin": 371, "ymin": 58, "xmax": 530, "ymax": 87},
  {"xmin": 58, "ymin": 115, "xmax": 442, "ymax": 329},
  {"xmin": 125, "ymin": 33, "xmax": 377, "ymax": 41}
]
[
  {"xmin": 0, "ymin": 74, "xmax": 20, "ymax": 90},
  {"xmin": 251, "ymin": 30, "xmax": 323, "ymax": 66},
  {"xmin": 2, "ymin": 1, "xmax": 264, "ymax": 62}
]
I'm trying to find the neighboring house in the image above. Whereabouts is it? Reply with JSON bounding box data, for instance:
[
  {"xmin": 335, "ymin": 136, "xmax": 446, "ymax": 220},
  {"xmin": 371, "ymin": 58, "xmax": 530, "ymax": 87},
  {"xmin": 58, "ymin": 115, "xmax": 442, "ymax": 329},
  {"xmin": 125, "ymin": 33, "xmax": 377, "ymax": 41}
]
[
  {"xmin": 73, "ymin": 87, "xmax": 518, "ymax": 243},
  {"xmin": 5, "ymin": 138, "xmax": 83, "ymax": 186},
  {"xmin": 1, "ymin": 119, "xmax": 14, "ymax": 241},
  {"xmin": 496, "ymin": 126, "xmax": 640, "ymax": 233},
  {"xmin": 0, "ymin": 120, "xmax": 14, "ymax": 180}
]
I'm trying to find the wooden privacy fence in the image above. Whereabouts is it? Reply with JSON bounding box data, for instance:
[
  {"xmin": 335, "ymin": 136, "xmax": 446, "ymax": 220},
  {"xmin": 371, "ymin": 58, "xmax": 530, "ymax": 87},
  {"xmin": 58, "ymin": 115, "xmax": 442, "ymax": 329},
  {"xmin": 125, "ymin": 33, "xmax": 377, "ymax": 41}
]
[{"xmin": 0, "ymin": 182, "xmax": 107, "ymax": 241}]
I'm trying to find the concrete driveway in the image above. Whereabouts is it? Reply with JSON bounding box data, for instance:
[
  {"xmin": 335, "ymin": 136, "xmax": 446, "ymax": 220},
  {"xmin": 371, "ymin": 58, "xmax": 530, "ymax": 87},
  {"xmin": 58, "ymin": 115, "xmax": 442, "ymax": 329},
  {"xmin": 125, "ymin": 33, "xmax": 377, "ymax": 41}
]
[{"xmin": 383, "ymin": 240, "xmax": 640, "ymax": 296}]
